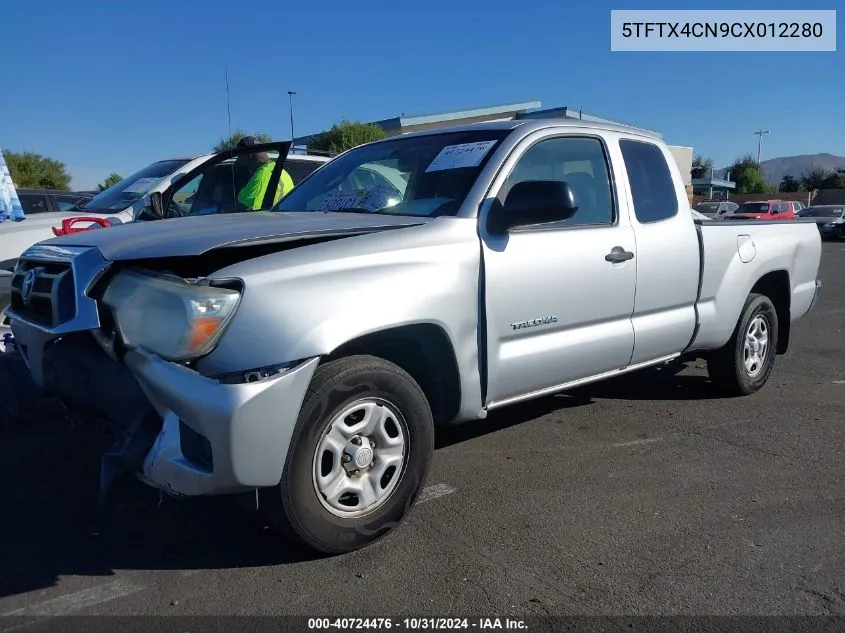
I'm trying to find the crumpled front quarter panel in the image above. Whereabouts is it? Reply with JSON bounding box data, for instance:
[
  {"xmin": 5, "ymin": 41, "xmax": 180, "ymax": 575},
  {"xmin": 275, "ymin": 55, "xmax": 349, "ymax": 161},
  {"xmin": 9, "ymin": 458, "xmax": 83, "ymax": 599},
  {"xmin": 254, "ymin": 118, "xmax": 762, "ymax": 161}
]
[{"xmin": 196, "ymin": 218, "xmax": 484, "ymax": 419}]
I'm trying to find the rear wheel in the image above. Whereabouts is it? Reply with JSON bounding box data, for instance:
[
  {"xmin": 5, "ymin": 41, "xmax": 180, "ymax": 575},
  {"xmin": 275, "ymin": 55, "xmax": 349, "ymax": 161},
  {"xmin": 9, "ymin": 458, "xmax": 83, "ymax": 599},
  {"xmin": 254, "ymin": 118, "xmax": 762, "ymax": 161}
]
[
  {"xmin": 707, "ymin": 293, "xmax": 778, "ymax": 396},
  {"xmin": 260, "ymin": 355, "xmax": 434, "ymax": 554}
]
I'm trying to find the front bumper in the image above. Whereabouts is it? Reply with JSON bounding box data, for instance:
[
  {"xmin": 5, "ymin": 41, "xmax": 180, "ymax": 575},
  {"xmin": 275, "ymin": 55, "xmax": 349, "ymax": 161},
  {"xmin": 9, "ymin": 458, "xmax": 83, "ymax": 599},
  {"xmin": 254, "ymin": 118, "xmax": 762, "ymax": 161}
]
[
  {"xmin": 126, "ymin": 349, "xmax": 320, "ymax": 496},
  {"xmin": 7, "ymin": 244, "xmax": 322, "ymax": 498}
]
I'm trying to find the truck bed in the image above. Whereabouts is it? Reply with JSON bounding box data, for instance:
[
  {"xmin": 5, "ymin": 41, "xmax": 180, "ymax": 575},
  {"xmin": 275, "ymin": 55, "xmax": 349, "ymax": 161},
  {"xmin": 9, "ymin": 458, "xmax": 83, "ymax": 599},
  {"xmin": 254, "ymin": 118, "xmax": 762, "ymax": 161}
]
[{"xmin": 689, "ymin": 217, "xmax": 822, "ymax": 353}]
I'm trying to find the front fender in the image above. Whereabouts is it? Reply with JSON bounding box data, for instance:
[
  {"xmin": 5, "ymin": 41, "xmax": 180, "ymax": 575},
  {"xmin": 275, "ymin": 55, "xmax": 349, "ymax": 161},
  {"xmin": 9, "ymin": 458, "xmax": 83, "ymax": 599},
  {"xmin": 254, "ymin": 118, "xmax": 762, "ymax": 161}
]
[{"xmin": 194, "ymin": 221, "xmax": 483, "ymax": 415}]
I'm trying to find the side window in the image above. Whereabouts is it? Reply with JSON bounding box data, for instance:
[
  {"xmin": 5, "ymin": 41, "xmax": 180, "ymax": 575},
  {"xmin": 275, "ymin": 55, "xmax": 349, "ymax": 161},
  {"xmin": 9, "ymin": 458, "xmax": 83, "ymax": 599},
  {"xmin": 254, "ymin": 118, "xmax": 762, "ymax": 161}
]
[
  {"xmin": 56, "ymin": 195, "xmax": 86, "ymax": 211},
  {"xmin": 619, "ymin": 139, "xmax": 678, "ymax": 223},
  {"xmin": 162, "ymin": 147, "xmax": 284, "ymax": 218},
  {"xmin": 284, "ymin": 158, "xmax": 323, "ymax": 186},
  {"xmin": 18, "ymin": 194, "xmax": 49, "ymax": 215},
  {"xmin": 504, "ymin": 136, "xmax": 614, "ymax": 225}
]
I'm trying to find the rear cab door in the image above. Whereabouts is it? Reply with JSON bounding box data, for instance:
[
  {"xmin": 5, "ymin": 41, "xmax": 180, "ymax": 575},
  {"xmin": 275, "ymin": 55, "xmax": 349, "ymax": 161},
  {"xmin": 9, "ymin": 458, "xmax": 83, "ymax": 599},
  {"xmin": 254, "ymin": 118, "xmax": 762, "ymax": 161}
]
[{"xmin": 616, "ymin": 137, "xmax": 700, "ymax": 365}]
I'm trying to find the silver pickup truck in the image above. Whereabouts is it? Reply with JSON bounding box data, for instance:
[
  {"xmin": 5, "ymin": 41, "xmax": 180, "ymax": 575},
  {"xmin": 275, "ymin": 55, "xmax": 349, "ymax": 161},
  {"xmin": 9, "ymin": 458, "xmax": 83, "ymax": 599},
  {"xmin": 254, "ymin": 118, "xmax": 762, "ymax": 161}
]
[{"xmin": 8, "ymin": 119, "xmax": 822, "ymax": 554}]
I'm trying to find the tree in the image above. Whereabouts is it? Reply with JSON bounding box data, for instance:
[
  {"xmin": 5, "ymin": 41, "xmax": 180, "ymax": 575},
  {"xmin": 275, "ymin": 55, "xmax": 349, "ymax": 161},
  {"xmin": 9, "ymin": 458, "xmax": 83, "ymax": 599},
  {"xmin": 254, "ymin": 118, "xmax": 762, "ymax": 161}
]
[
  {"xmin": 97, "ymin": 172, "xmax": 123, "ymax": 191},
  {"xmin": 828, "ymin": 170, "xmax": 845, "ymax": 189},
  {"xmin": 307, "ymin": 119, "xmax": 386, "ymax": 153},
  {"xmin": 800, "ymin": 168, "xmax": 829, "ymax": 191},
  {"xmin": 725, "ymin": 154, "xmax": 768, "ymax": 194},
  {"xmin": 779, "ymin": 175, "xmax": 799, "ymax": 192},
  {"xmin": 212, "ymin": 129, "xmax": 273, "ymax": 152},
  {"xmin": 691, "ymin": 154, "xmax": 714, "ymax": 179},
  {"xmin": 1, "ymin": 149, "xmax": 71, "ymax": 190},
  {"xmin": 801, "ymin": 168, "xmax": 845, "ymax": 190}
]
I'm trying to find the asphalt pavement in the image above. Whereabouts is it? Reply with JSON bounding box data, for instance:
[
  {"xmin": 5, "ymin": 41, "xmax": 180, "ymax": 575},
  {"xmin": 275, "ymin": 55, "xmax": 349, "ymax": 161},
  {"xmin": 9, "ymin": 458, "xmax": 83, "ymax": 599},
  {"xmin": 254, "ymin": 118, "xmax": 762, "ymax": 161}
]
[{"xmin": 0, "ymin": 242, "xmax": 842, "ymax": 623}]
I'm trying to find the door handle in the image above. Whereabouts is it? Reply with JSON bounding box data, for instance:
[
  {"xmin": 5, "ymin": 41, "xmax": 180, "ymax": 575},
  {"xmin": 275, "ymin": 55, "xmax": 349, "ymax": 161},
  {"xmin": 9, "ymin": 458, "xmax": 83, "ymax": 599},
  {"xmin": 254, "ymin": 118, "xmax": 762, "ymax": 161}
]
[{"xmin": 605, "ymin": 246, "xmax": 634, "ymax": 263}]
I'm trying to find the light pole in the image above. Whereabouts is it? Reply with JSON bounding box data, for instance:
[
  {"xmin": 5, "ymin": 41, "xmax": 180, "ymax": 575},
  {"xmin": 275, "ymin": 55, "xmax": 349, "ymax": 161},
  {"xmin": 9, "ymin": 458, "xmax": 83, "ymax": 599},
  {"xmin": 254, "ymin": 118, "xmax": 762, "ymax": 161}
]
[
  {"xmin": 288, "ymin": 91, "xmax": 297, "ymax": 146},
  {"xmin": 754, "ymin": 129, "xmax": 770, "ymax": 164}
]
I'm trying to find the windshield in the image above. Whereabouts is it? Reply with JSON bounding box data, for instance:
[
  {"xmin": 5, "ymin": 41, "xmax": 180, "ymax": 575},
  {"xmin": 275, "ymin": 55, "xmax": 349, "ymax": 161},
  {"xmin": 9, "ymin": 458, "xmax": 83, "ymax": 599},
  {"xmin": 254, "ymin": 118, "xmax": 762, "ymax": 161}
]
[
  {"xmin": 803, "ymin": 206, "xmax": 844, "ymax": 217},
  {"xmin": 275, "ymin": 130, "xmax": 510, "ymax": 217},
  {"xmin": 737, "ymin": 202, "xmax": 770, "ymax": 213},
  {"xmin": 83, "ymin": 159, "xmax": 191, "ymax": 213}
]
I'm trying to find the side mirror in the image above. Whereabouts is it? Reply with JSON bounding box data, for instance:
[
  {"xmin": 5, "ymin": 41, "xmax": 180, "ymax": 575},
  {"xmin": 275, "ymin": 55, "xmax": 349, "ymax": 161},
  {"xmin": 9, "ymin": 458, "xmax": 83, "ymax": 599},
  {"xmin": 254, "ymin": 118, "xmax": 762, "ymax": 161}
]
[{"xmin": 488, "ymin": 180, "xmax": 579, "ymax": 234}]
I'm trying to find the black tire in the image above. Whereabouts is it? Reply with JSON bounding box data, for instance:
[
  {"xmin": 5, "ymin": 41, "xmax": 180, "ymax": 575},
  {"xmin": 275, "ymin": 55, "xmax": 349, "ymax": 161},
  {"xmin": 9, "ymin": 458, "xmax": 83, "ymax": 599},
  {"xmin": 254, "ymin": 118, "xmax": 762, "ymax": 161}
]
[
  {"xmin": 707, "ymin": 293, "xmax": 779, "ymax": 397},
  {"xmin": 259, "ymin": 355, "xmax": 434, "ymax": 554}
]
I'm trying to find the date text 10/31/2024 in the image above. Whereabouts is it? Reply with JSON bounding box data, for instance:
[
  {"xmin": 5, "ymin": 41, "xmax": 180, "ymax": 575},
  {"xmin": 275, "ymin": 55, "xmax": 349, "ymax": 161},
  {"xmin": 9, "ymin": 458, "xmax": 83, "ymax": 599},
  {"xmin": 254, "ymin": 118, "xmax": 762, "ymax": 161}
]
[{"xmin": 308, "ymin": 618, "xmax": 529, "ymax": 630}]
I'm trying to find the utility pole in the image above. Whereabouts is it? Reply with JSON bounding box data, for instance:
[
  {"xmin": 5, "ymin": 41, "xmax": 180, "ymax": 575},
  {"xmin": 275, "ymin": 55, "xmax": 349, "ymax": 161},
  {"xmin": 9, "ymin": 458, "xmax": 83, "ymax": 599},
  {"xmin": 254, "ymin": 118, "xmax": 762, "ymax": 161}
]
[
  {"xmin": 288, "ymin": 91, "xmax": 297, "ymax": 147},
  {"xmin": 754, "ymin": 129, "xmax": 770, "ymax": 164}
]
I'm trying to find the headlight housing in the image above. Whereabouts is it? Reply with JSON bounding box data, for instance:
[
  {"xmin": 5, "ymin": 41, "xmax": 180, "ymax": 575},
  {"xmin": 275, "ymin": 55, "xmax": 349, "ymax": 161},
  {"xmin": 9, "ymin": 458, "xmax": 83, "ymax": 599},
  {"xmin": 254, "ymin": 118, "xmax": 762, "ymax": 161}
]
[{"xmin": 101, "ymin": 269, "xmax": 241, "ymax": 362}]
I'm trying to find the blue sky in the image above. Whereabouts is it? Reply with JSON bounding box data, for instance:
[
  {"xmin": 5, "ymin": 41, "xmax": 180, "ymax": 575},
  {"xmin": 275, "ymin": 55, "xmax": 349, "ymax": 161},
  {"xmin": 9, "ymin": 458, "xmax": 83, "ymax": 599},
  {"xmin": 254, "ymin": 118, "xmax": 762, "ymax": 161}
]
[{"xmin": 1, "ymin": 0, "xmax": 842, "ymax": 189}]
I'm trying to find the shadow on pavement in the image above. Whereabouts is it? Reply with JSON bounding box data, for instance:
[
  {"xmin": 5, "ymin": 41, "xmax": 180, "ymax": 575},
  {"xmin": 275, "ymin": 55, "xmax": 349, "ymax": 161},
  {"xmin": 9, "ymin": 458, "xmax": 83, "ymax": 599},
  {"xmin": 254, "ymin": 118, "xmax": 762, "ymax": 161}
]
[
  {"xmin": 0, "ymin": 358, "xmax": 722, "ymax": 599},
  {"xmin": 569, "ymin": 359, "xmax": 724, "ymax": 402},
  {"xmin": 0, "ymin": 418, "xmax": 317, "ymax": 600}
]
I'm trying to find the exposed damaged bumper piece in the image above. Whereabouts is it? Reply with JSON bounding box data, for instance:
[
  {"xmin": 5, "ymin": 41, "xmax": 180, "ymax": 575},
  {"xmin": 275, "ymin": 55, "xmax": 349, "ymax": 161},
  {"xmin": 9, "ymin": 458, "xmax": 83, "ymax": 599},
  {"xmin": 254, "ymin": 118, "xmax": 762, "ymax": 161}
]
[
  {"xmin": 8, "ymin": 243, "xmax": 322, "ymax": 502},
  {"xmin": 36, "ymin": 333, "xmax": 319, "ymax": 502},
  {"xmin": 125, "ymin": 349, "xmax": 319, "ymax": 497}
]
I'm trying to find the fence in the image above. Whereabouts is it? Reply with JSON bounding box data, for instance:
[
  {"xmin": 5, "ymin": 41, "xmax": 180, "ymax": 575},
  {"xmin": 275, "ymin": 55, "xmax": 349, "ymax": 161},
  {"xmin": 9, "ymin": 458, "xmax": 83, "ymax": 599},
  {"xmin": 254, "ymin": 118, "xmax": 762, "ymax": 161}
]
[{"xmin": 693, "ymin": 189, "xmax": 845, "ymax": 207}]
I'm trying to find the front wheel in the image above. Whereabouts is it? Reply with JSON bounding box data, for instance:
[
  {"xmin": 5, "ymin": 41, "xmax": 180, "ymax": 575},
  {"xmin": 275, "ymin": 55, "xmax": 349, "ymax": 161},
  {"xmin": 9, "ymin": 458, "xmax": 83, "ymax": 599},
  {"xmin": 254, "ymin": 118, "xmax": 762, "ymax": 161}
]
[
  {"xmin": 260, "ymin": 355, "xmax": 434, "ymax": 554},
  {"xmin": 707, "ymin": 293, "xmax": 779, "ymax": 396}
]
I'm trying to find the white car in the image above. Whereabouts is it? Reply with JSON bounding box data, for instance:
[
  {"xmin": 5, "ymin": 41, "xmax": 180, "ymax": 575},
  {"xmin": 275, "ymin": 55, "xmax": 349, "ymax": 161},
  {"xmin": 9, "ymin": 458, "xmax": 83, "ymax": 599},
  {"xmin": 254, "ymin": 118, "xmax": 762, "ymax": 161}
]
[{"xmin": 0, "ymin": 145, "xmax": 332, "ymax": 337}]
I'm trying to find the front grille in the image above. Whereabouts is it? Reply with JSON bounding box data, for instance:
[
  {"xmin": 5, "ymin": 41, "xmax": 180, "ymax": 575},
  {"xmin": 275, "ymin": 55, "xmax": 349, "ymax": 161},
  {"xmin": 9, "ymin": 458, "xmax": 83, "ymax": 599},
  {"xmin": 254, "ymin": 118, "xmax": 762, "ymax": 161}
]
[{"xmin": 10, "ymin": 260, "xmax": 76, "ymax": 328}]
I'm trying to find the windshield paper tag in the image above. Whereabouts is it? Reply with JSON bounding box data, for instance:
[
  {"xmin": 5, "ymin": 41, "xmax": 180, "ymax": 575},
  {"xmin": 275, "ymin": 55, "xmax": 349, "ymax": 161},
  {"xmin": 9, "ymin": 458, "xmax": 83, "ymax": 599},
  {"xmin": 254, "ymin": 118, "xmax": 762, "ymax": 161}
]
[
  {"xmin": 318, "ymin": 190, "xmax": 363, "ymax": 212},
  {"xmin": 425, "ymin": 140, "xmax": 497, "ymax": 173},
  {"xmin": 358, "ymin": 185, "xmax": 398, "ymax": 210},
  {"xmin": 318, "ymin": 185, "xmax": 398, "ymax": 212},
  {"xmin": 123, "ymin": 177, "xmax": 158, "ymax": 194}
]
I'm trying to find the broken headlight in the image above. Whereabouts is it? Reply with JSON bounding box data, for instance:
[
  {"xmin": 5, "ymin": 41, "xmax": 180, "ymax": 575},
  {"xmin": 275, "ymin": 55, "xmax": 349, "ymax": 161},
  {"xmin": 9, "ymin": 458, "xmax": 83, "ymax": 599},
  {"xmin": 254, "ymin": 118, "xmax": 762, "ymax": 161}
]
[{"xmin": 101, "ymin": 269, "xmax": 241, "ymax": 362}]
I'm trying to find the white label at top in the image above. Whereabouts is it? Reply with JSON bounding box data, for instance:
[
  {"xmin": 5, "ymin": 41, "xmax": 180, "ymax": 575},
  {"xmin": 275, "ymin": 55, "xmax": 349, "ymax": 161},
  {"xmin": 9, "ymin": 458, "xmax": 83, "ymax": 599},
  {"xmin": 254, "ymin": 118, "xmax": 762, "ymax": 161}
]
[{"xmin": 425, "ymin": 141, "xmax": 498, "ymax": 173}]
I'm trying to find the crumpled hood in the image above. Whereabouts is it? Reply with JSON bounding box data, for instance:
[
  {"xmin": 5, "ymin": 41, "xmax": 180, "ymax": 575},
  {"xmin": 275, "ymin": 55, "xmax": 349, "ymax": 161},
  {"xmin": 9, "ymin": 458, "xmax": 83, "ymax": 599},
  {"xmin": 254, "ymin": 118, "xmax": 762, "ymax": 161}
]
[{"xmin": 39, "ymin": 211, "xmax": 432, "ymax": 260}]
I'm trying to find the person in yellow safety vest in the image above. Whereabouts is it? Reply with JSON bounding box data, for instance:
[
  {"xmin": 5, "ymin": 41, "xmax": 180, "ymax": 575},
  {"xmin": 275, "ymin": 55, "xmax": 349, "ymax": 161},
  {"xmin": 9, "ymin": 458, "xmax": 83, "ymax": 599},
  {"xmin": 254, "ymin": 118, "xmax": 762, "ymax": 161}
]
[{"xmin": 235, "ymin": 137, "xmax": 295, "ymax": 210}]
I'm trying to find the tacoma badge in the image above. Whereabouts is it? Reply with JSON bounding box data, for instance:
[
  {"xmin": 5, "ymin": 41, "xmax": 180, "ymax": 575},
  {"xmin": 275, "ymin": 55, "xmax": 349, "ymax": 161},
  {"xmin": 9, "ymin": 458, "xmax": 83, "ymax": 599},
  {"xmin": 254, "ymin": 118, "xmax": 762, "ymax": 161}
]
[{"xmin": 510, "ymin": 316, "xmax": 558, "ymax": 330}]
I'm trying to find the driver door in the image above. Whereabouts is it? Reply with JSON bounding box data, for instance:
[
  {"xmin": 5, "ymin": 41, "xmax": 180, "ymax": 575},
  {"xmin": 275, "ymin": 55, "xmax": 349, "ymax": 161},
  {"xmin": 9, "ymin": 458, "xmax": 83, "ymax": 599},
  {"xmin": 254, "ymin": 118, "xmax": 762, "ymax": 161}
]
[
  {"xmin": 143, "ymin": 141, "xmax": 292, "ymax": 220},
  {"xmin": 479, "ymin": 133, "xmax": 637, "ymax": 406}
]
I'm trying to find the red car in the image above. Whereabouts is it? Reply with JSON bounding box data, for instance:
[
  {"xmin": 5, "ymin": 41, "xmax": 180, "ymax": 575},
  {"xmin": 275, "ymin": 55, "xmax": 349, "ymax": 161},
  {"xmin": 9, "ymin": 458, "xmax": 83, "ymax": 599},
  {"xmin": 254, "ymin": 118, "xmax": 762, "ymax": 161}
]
[{"xmin": 728, "ymin": 200, "xmax": 797, "ymax": 221}]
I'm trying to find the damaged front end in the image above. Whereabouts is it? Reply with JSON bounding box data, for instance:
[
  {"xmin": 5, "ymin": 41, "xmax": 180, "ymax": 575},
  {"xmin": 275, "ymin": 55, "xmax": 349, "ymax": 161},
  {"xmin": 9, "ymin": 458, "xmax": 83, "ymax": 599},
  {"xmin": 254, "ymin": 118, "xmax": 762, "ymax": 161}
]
[
  {"xmin": 8, "ymin": 244, "xmax": 163, "ymax": 506},
  {"xmin": 43, "ymin": 334, "xmax": 163, "ymax": 507},
  {"xmin": 9, "ymin": 244, "xmax": 318, "ymax": 509}
]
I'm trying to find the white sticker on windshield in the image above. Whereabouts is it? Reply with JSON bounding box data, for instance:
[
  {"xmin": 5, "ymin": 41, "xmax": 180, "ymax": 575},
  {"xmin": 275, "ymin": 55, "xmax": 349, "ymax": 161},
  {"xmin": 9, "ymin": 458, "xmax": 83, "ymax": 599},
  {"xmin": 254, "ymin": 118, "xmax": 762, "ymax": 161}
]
[
  {"xmin": 318, "ymin": 185, "xmax": 399, "ymax": 213},
  {"xmin": 358, "ymin": 185, "xmax": 399, "ymax": 210},
  {"xmin": 123, "ymin": 177, "xmax": 158, "ymax": 194},
  {"xmin": 318, "ymin": 190, "xmax": 363, "ymax": 212},
  {"xmin": 425, "ymin": 140, "xmax": 497, "ymax": 173}
]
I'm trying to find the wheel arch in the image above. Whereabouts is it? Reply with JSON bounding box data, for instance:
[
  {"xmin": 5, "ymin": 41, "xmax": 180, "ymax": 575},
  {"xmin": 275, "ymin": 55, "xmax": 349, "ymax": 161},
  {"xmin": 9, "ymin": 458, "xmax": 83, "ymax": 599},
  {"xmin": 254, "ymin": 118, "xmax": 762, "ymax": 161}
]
[
  {"xmin": 750, "ymin": 269, "xmax": 791, "ymax": 354},
  {"xmin": 322, "ymin": 323, "xmax": 462, "ymax": 427}
]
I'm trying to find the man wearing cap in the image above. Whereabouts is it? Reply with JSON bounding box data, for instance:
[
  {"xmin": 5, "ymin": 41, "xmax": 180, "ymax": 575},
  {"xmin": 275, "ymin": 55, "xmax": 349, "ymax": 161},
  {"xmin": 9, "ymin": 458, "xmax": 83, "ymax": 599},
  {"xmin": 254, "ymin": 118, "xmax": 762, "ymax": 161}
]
[{"xmin": 235, "ymin": 136, "xmax": 294, "ymax": 211}]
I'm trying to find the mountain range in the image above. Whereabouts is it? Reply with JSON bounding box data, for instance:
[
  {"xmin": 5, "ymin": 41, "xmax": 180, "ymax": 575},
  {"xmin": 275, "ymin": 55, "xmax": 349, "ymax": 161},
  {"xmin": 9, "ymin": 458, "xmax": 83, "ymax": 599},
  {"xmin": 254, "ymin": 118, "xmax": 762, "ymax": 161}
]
[{"xmin": 715, "ymin": 153, "xmax": 845, "ymax": 185}]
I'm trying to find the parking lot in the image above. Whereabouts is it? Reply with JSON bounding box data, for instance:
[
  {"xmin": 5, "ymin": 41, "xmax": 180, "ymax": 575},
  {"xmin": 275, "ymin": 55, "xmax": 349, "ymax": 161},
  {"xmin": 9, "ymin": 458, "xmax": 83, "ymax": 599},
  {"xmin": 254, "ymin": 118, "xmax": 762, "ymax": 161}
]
[{"xmin": 0, "ymin": 241, "xmax": 842, "ymax": 622}]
